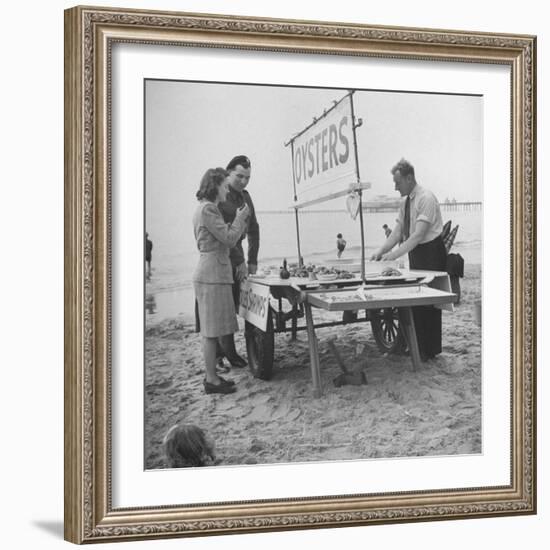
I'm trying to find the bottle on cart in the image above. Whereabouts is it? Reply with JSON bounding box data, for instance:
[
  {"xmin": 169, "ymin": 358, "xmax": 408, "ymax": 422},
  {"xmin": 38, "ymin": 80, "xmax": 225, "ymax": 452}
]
[{"xmin": 280, "ymin": 258, "xmax": 290, "ymax": 279}]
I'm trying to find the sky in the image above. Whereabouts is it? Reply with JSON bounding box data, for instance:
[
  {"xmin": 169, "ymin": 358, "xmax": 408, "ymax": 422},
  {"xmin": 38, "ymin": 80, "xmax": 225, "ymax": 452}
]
[{"xmin": 145, "ymin": 80, "xmax": 482, "ymax": 251}]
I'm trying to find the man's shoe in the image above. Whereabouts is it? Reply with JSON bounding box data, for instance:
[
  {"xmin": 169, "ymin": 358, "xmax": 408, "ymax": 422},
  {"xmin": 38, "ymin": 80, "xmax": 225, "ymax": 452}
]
[
  {"xmin": 216, "ymin": 357, "xmax": 231, "ymax": 374},
  {"xmin": 227, "ymin": 354, "xmax": 247, "ymax": 368},
  {"xmin": 204, "ymin": 379, "xmax": 236, "ymax": 394}
]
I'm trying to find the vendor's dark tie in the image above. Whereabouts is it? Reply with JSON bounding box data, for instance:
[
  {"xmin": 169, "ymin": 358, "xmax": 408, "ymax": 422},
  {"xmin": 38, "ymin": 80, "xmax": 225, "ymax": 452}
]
[{"xmin": 403, "ymin": 195, "xmax": 411, "ymax": 240}]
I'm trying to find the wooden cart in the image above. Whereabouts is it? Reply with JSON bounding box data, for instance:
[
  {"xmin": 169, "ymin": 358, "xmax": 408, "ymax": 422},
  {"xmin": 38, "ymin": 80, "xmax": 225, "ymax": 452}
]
[{"xmin": 241, "ymin": 269, "xmax": 456, "ymax": 395}]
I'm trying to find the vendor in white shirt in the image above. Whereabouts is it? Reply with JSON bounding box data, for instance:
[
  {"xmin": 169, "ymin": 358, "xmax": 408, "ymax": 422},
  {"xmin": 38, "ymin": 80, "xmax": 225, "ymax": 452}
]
[{"xmin": 371, "ymin": 158, "xmax": 447, "ymax": 360}]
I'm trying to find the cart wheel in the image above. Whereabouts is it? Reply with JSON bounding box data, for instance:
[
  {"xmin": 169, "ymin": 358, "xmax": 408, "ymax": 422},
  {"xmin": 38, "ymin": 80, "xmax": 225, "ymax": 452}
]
[
  {"xmin": 370, "ymin": 307, "xmax": 406, "ymax": 354},
  {"xmin": 245, "ymin": 308, "xmax": 275, "ymax": 380}
]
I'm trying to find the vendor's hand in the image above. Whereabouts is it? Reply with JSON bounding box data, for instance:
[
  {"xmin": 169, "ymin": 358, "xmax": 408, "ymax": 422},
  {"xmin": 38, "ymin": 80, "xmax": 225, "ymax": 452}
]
[
  {"xmin": 381, "ymin": 251, "xmax": 398, "ymax": 261},
  {"xmin": 248, "ymin": 263, "xmax": 257, "ymax": 275},
  {"xmin": 370, "ymin": 251, "xmax": 383, "ymax": 261},
  {"xmin": 235, "ymin": 262, "xmax": 248, "ymax": 282}
]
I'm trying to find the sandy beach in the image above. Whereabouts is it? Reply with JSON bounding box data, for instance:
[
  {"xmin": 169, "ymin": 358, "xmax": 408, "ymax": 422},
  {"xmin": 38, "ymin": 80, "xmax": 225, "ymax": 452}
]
[{"xmin": 145, "ymin": 263, "xmax": 481, "ymax": 469}]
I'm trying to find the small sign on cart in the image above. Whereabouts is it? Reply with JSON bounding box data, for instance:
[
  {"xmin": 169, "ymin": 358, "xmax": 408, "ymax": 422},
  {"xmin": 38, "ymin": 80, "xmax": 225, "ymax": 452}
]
[{"xmin": 238, "ymin": 280, "xmax": 271, "ymax": 330}]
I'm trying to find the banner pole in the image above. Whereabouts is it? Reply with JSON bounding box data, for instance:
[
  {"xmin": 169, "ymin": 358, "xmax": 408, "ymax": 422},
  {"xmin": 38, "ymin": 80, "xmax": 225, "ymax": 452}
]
[
  {"xmin": 349, "ymin": 91, "xmax": 365, "ymax": 283},
  {"xmin": 294, "ymin": 208, "xmax": 302, "ymax": 267},
  {"xmin": 289, "ymin": 141, "xmax": 303, "ymax": 267}
]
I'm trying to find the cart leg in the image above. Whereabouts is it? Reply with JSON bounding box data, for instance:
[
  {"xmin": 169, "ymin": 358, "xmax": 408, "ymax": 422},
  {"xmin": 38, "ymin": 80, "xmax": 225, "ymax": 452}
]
[
  {"xmin": 400, "ymin": 307, "xmax": 422, "ymax": 372},
  {"xmin": 276, "ymin": 297, "xmax": 284, "ymax": 331},
  {"xmin": 304, "ymin": 302, "xmax": 322, "ymax": 398},
  {"xmin": 291, "ymin": 303, "xmax": 298, "ymax": 341}
]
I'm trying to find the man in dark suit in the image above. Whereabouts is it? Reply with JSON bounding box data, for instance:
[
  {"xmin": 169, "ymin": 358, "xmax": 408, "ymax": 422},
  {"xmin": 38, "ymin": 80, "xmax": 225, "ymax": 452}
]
[{"xmin": 216, "ymin": 155, "xmax": 260, "ymax": 368}]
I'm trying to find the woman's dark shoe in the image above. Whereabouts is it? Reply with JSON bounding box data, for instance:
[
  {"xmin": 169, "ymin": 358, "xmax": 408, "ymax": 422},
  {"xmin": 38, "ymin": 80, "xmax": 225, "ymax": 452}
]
[
  {"xmin": 226, "ymin": 354, "xmax": 247, "ymax": 368},
  {"xmin": 204, "ymin": 379, "xmax": 236, "ymax": 394},
  {"xmin": 216, "ymin": 376, "xmax": 235, "ymax": 386}
]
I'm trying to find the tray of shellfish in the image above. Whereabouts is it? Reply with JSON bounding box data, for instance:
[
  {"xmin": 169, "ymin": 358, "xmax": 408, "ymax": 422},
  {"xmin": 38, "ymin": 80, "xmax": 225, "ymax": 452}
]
[{"xmin": 250, "ymin": 259, "xmax": 413, "ymax": 286}]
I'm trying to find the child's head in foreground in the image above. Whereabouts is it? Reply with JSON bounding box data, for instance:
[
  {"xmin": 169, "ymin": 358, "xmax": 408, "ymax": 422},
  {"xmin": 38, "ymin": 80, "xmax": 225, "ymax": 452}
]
[{"xmin": 163, "ymin": 423, "xmax": 216, "ymax": 468}]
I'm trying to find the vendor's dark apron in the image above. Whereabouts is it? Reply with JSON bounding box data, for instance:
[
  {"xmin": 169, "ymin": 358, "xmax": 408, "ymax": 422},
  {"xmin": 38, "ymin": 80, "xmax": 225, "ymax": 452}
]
[{"xmin": 408, "ymin": 236, "xmax": 447, "ymax": 357}]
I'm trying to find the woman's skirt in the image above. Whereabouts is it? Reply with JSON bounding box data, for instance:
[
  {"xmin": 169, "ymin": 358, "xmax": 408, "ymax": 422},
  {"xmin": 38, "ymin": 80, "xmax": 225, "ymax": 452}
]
[{"xmin": 194, "ymin": 282, "xmax": 239, "ymax": 338}]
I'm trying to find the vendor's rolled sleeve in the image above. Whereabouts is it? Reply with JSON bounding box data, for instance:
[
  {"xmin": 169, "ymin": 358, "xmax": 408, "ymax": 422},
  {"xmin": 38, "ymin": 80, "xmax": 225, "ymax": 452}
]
[
  {"xmin": 413, "ymin": 186, "xmax": 443, "ymax": 242},
  {"xmin": 415, "ymin": 194, "xmax": 437, "ymax": 225},
  {"xmin": 398, "ymin": 185, "xmax": 443, "ymax": 244}
]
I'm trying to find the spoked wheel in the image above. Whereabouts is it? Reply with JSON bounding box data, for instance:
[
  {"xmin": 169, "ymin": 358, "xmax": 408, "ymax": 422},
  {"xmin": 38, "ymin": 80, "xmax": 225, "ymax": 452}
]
[
  {"xmin": 245, "ymin": 308, "xmax": 275, "ymax": 380},
  {"xmin": 370, "ymin": 307, "xmax": 407, "ymax": 354}
]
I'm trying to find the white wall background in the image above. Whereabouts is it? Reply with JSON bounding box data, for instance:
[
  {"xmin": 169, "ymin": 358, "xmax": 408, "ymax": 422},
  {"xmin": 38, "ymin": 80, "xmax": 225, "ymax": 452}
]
[{"xmin": 0, "ymin": 1, "xmax": 545, "ymax": 549}]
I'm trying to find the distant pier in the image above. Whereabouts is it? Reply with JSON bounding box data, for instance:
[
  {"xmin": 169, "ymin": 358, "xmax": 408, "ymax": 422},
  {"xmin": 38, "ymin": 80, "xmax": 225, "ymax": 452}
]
[
  {"xmin": 258, "ymin": 202, "xmax": 482, "ymax": 215},
  {"xmin": 439, "ymin": 202, "xmax": 482, "ymax": 212},
  {"xmin": 361, "ymin": 201, "xmax": 482, "ymax": 213}
]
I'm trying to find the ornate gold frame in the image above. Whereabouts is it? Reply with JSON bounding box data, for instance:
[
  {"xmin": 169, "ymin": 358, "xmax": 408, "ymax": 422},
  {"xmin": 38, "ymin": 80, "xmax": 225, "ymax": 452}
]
[{"xmin": 64, "ymin": 5, "xmax": 536, "ymax": 544}]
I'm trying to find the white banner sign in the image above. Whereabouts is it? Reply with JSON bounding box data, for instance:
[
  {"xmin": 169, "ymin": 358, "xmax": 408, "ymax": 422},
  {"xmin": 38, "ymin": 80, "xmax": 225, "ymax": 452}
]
[
  {"xmin": 291, "ymin": 94, "xmax": 357, "ymax": 206},
  {"xmin": 238, "ymin": 280, "xmax": 271, "ymax": 331}
]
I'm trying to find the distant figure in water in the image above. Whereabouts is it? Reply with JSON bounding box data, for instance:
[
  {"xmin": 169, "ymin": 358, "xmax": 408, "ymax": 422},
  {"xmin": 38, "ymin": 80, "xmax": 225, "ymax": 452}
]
[
  {"xmin": 163, "ymin": 423, "xmax": 216, "ymax": 468},
  {"xmin": 383, "ymin": 224, "xmax": 392, "ymax": 238},
  {"xmin": 145, "ymin": 232, "xmax": 153, "ymax": 280},
  {"xmin": 336, "ymin": 233, "xmax": 347, "ymax": 258},
  {"xmin": 145, "ymin": 294, "xmax": 156, "ymax": 315}
]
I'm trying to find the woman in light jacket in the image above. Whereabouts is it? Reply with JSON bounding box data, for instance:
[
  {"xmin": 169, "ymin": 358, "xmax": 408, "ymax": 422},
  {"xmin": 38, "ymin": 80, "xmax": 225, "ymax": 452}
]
[{"xmin": 193, "ymin": 167, "xmax": 249, "ymax": 394}]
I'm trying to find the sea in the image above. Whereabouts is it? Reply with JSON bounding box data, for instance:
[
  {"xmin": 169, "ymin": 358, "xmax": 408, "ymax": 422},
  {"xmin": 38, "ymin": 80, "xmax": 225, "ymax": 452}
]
[{"xmin": 145, "ymin": 208, "xmax": 482, "ymax": 322}]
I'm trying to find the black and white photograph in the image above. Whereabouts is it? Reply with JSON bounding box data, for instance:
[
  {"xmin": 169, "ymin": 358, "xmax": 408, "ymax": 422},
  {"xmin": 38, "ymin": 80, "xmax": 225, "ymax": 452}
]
[
  {"xmin": 144, "ymin": 80, "xmax": 483, "ymax": 470},
  {"xmin": 58, "ymin": 2, "xmax": 538, "ymax": 545}
]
